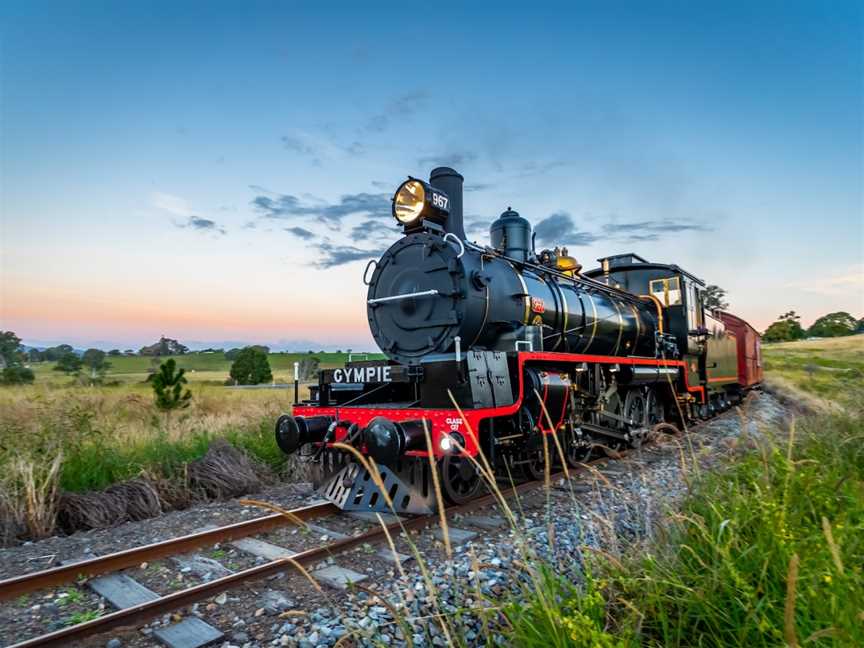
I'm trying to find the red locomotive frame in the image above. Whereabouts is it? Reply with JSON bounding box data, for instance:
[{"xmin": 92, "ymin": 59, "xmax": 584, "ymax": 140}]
[{"xmin": 295, "ymin": 351, "xmax": 705, "ymax": 459}]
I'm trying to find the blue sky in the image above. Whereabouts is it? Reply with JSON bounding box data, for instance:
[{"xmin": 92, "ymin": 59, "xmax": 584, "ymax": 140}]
[{"xmin": 1, "ymin": 1, "xmax": 861, "ymax": 349}]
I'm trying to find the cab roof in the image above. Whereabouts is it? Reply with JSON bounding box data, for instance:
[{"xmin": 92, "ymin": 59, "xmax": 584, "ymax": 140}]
[{"xmin": 583, "ymin": 253, "xmax": 706, "ymax": 286}]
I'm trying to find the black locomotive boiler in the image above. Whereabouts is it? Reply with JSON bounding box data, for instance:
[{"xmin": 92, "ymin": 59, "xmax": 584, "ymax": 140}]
[{"xmin": 276, "ymin": 167, "xmax": 763, "ymax": 514}]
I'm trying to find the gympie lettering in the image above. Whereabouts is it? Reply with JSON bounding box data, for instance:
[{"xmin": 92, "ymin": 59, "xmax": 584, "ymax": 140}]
[{"xmin": 332, "ymin": 366, "xmax": 392, "ymax": 383}]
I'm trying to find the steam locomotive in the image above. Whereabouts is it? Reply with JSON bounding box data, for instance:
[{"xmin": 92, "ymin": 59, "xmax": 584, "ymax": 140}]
[{"xmin": 275, "ymin": 167, "xmax": 762, "ymax": 514}]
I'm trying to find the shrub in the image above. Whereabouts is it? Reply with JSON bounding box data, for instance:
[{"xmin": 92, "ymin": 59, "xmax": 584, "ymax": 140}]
[{"xmin": 2, "ymin": 366, "xmax": 35, "ymax": 385}]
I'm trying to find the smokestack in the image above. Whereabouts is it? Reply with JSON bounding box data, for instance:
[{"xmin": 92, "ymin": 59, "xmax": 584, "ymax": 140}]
[{"xmin": 429, "ymin": 167, "xmax": 464, "ymax": 240}]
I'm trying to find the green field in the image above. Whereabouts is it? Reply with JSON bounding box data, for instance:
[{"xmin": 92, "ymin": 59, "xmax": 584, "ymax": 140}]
[
  {"xmin": 29, "ymin": 350, "xmax": 384, "ymax": 384},
  {"xmin": 761, "ymin": 335, "xmax": 864, "ymax": 411}
]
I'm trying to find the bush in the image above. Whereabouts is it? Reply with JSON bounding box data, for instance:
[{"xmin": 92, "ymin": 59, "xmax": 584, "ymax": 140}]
[{"xmin": 1, "ymin": 366, "xmax": 35, "ymax": 385}]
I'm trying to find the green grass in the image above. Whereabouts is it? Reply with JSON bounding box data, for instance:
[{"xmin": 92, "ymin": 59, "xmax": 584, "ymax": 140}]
[
  {"xmin": 56, "ymin": 419, "xmax": 280, "ymax": 492},
  {"xmin": 504, "ymin": 413, "xmax": 864, "ymax": 647},
  {"xmin": 505, "ymin": 337, "xmax": 864, "ymax": 647},
  {"xmin": 762, "ymin": 336, "xmax": 864, "ymax": 410}
]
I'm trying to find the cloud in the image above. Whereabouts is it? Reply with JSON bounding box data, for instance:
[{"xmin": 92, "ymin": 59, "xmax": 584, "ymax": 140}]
[
  {"xmin": 154, "ymin": 192, "xmax": 226, "ymax": 235},
  {"xmin": 251, "ymin": 189, "xmax": 392, "ymax": 225},
  {"xmin": 175, "ymin": 215, "xmax": 226, "ymax": 235},
  {"xmin": 153, "ymin": 192, "xmax": 194, "ymax": 218},
  {"xmin": 315, "ymin": 242, "xmax": 388, "ymax": 269},
  {"xmin": 465, "ymin": 218, "xmax": 491, "ymax": 235},
  {"xmin": 464, "ymin": 182, "xmax": 494, "ymax": 192},
  {"xmin": 284, "ymin": 226, "xmax": 316, "ymax": 240},
  {"xmin": 601, "ymin": 219, "xmax": 711, "ymax": 242},
  {"xmin": 534, "ymin": 212, "xmax": 600, "ymax": 247},
  {"xmin": 281, "ymin": 135, "xmax": 319, "ymax": 157},
  {"xmin": 514, "ymin": 160, "xmax": 572, "ymax": 178},
  {"xmin": 417, "ymin": 151, "xmax": 477, "ymax": 168},
  {"xmin": 366, "ymin": 92, "xmax": 427, "ymax": 132},
  {"xmin": 351, "ymin": 219, "xmax": 398, "ymax": 242},
  {"xmin": 280, "ymin": 131, "xmax": 365, "ymax": 164},
  {"xmin": 786, "ymin": 264, "xmax": 864, "ymax": 299}
]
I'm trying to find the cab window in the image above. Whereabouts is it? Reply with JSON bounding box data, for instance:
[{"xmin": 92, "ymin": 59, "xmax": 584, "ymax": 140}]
[{"xmin": 649, "ymin": 277, "xmax": 682, "ymax": 306}]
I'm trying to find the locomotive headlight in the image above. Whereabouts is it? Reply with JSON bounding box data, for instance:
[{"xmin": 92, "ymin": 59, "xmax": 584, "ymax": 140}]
[
  {"xmin": 392, "ymin": 178, "xmax": 450, "ymax": 227},
  {"xmin": 393, "ymin": 179, "xmax": 426, "ymax": 225}
]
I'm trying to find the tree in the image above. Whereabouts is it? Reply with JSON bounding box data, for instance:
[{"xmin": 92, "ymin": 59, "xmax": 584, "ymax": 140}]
[
  {"xmin": 54, "ymin": 351, "xmax": 82, "ymax": 375},
  {"xmin": 224, "ymin": 348, "xmax": 241, "ymax": 361},
  {"xmin": 229, "ymin": 346, "xmax": 273, "ymax": 385},
  {"xmin": 43, "ymin": 344, "xmax": 74, "ymax": 361},
  {"xmin": 82, "ymin": 348, "xmax": 111, "ymax": 382},
  {"xmin": 108, "ymin": 349, "xmax": 122, "ymax": 356},
  {"xmin": 762, "ymin": 311, "xmax": 807, "ymax": 342},
  {"xmin": 150, "ymin": 359, "xmax": 192, "ymax": 420},
  {"xmin": 0, "ymin": 331, "xmax": 23, "ymax": 368},
  {"xmin": 297, "ymin": 356, "xmax": 320, "ymax": 381},
  {"xmin": 0, "ymin": 331, "xmax": 34, "ymax": 384},
  {"xmin": 139, "ymin": 336, "xmax": 189, "ymax": 356},
  {"xmin": 703, "ymin": 285, "xmax": 729, "ymax": 312},
  {"xmin": 807, "ymin": 312, "xmax": 858, "ymax": 338}
]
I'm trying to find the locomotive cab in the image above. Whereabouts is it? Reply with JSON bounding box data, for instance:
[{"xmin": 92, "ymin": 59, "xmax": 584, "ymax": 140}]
[{"xmin": 584, "ymin": 255, "xmax": 739, "ymax": 399}]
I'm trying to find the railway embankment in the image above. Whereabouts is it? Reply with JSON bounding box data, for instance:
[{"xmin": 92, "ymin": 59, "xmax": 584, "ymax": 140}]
[{"xmin": 0, "ymin": 391, "xmax": 788, "ymax": 647}]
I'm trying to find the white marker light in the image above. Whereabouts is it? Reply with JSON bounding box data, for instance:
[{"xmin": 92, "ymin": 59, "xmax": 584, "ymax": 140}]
[{"xmin": 439, "ymin": 435, "xmax": 453, "ymax": 452}]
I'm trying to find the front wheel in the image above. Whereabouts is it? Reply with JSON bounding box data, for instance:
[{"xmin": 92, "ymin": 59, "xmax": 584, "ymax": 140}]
[{"xmin": 438, "ymin": 454, "xmax": 482, "ymax": 504}]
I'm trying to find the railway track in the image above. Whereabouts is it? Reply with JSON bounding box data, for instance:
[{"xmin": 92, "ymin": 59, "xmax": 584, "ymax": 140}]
[
  {"xmin": 1, "ymin": 465, "xmax": 593, "ymax": 648},
  {"xmin": 0, "ymin": 409, "xmax": 735, "ymax": 648}
]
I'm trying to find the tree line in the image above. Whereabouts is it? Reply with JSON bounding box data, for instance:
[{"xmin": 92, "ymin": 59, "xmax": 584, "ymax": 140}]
[
  {"xmin": 0, "ymin": 331, "xmax": 297, "ymax": 387},
  {"xmin": 762, "ymin": 311, "xmax": 864, "ymax": 343}
]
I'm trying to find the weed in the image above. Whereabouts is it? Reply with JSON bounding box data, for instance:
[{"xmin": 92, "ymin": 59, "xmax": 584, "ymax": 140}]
[
  {"xmin": 57, "ymin": 588, "xmax": 83, "ymax": 606},
  {"xmin": 64, "ymin": 609, "xmax": 101, "ymax": 626}
]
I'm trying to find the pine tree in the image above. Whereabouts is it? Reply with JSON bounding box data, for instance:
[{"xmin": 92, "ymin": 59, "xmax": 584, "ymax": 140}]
[{"xmin": 150, "ymin": 359, "xmax": 192, "ymax": 427}]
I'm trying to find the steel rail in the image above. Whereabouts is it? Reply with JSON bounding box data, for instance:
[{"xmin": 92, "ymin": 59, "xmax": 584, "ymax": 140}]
[
  {"xmin": 7, "ymin": 469, "xmax": 587, "ymax": 648},
  {"xmin": 0, "ymin": 501, "xmax": 339, "ymax": 602}
]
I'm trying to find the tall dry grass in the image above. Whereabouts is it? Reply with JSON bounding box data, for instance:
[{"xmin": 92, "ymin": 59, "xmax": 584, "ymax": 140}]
[{"xmin": 0, "ymin": 382, "xmax": 305, "ymax": 542}]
